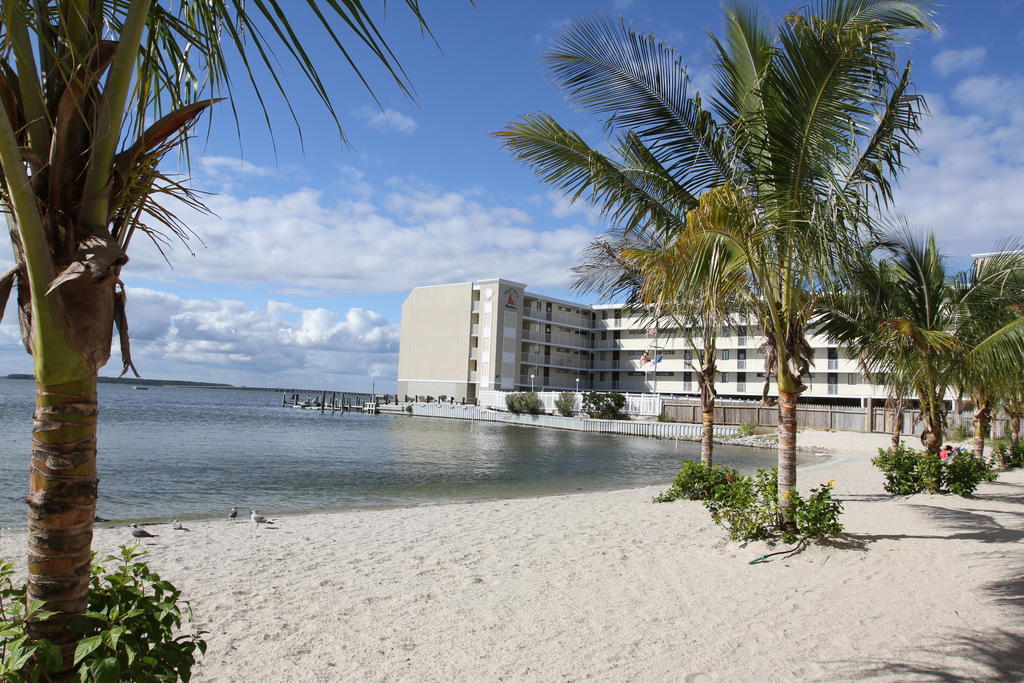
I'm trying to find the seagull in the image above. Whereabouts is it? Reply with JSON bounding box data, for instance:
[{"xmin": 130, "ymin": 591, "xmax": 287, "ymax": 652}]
[
  {"xmin": 229, "ymin": 507, "xmax": 238, "ymax": 522},
  {"xmin": 250, "ymin": 509, "xmax": 274, "ymax": 526},
  {"xmin": 171, "ymin": 520, "xmax": 190, "ymax": 531},
  {"xmin": 129, "ymin": 524, "xmax": 158, "ymax": 538}
]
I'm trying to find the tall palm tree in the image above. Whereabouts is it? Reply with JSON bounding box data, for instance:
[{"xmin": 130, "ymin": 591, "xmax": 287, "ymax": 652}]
[
  {"xmin": 496, "ymin": 1, "xmax": 932, "ymax": 518},
  {"xmin": 0, "ymin": 0, "xmax": 437, "ymax": 669},
  {"xmin": 575, "ymin": 230, "xmax": 747, "ymax": 466},
  {"xmin": 817, "ymin": 231, "xmax": 1024, "ymax": 454}
]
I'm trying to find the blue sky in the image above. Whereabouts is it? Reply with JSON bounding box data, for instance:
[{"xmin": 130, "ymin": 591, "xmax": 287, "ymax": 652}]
[{"xmin": 2, "ymin": 0, "xmax": 1024, "ymax": 390}]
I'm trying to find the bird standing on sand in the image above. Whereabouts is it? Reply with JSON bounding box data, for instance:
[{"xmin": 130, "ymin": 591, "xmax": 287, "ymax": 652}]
[
  {"xmin": 171, "ymin": 520, "xmax": 190, "ymax": 531},
  {"xmin": 250, "ymin": 509, "xmax": 273, "ymax": 526},
  {"xmin": 229, "ymin": 507, "xmax": 238, "ymax": 521},
  {"xmin": 130, "ymin": 524, "xmax": 158, "ymax": 538}
]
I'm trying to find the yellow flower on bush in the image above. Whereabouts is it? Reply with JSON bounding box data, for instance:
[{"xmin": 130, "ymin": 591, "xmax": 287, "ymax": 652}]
[
  {"xmin": 828, "ymin": 480, "xmax": 836, "ymax": 486},
  {"xmin": 781, "ymin": 489, "xmax": 791, "ymax": 499}
]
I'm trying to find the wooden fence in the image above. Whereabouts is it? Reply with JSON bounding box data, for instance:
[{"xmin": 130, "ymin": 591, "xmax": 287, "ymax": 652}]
[{"xmin": 663, "ymin": 399, "xmax": 1010, "ymax": 438}]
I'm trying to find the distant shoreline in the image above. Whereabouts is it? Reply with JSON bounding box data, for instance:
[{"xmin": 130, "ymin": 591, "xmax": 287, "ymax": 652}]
[{"xmin": 2, "ymin": 374, "xmax": 373, "ymax": 395}]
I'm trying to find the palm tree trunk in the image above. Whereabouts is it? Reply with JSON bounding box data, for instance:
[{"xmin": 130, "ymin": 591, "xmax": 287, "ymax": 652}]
[
  {"xmin": 891, "ymin": 402, "xmax": 904, "ymax": 448},
  {"xmin": 777, "ymin": 390, "xmax": 798, "ymax": 522},
  {"xmin": 701, "ymin": 395, "xmax": 715, "ymax": 466},
  {"xmin": 1010, "ymin": 413, "xmax": 1021, "ymax": 451},
  {"xmin": 27, "ymin": 375, "xmax": 98, "ymax": 673},
  {"xmin": 973, "ymin": 402, "xmax": 991, "ymax": 459},
  {"xmin": 921, "ymin": 402, "xmax": 943, "ymax": 454}
]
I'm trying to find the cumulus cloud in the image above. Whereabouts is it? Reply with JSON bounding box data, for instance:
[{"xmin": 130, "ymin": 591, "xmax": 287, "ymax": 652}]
[
  {"xmin": 893, "ymin": 72, "xmax": 1024, "ymax": 256},
  {"xmin": 356, "ymin": 107, "xmax": 418, "ymax": 134},
  {"xmin": 119, "ymin": 288, "xmax": 398, "ymax": 386},
  {"xmin": 932, "ymin": 47, "xmax": 986, "ymax": 76},
  {"xmin": 125, "ymin": 183, "xmax": 596, "ymax": 295}
]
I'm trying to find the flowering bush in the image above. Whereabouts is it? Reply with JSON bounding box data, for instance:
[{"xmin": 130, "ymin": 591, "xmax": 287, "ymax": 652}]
[{"xmin": 654, "ymin": 461, "xmax": 740, "ymax": 502}]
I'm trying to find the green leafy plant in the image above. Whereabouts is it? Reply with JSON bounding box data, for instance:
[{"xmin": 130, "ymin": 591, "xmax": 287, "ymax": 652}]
[
  {"xmin": 554, "ymin": 392, "xmax": 576, "ymax": 417},
  {"xmin": 952, "ymin": 425, "xmax": 971, "ymax": 441},
  {"xmin": 704, "ymin": 468, "xmax": 782, "ymax": 543},
  {"xmin": 581, "ymin": 392, "xmax": 626, "ymax": 419},
  {"xmin": 70, "ymin": 545, "xmax": 207, "ymax": 682},
  {"xmin": 873, "ymin": 444, "xmax": 998, "ymax": 497},
  {"xmin": 654, "ymin": 461, "xmax": 739, "ymax": 502},
  {"xmin": 788, "ymin": 482, "xmax": 845, "ymax": 543},
  {"xmin": 1, "ymin": 546, "xmax": 205, "ymax": 681},
  {"xmin": 505, "ymin": 392, "xmax": 543, "ymax": 415},
  {"xmin": 993, "ymin": 442, "xmax": 1024, "ymax": 469},
  {"xmin": 737, "ymin": 422, "xmax": 758, "ymax": 437},
  {"xmin": 693, "ymin": 467, "xmax": 843, "ymax": 545},
  {"xmin": 0, "ymin": 561, "xmax": 62, "ymax": 681},
  {"xmin": 404, "ymin": 404, "xmax": 413, "ymax": 413},
  {"xmin": 872, "ymin": 443, "xmax": 925, "ymax": 495}
]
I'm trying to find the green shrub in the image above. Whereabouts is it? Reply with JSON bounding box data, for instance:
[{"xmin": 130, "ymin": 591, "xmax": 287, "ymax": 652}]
[
  {"xmin": 581, "ymin": 392, "xmax": 626, "ymax": 419},
  {"xmin": 873, "ymin": 444, "xmax": 998, "ymax": 497},
  {"xmin": 554, "ymin": 392, "xmax": 576, "ymax": 417},
  {"xmin": 789, "ymin": 483, "xmax": 845, "ymax": 542},
  {"xmin": 658, "ymin": 464, "xmax": 844, "ymax": 544},
  {"xmin": 704, "ymin": 468, "xmax": 783, "ymax": 543},
  {"xmin": 0, "ymin": 561, "xmax": 62, "ymax": 680},
  {"xmin": 506, "ymin": 392, "xmax": 543, "ymax": 415},
  {"xmin": 737, "ymin": 422, "xmax": 758, "ymax": 437},
  {"xmin": 872, "ymin": 443, "xmax": 925, "ymax": 495},
  {"xmin": 654, "ymin": 461, "xmax": 740, "ymax": 503},
  {"xmin": 993, "ymin": 442, "xmax": 1024, "ymax": 469},
  {"xmin": 945, "ymin": 450, "xmax": 993, "ymax": 497},
  {"xmin": 1, "ymin": 545, "xmax": 206, "ymax": 682},
  {"xmin": 404, "ymin": 404, "xmax": 413, "ymax": 413}
]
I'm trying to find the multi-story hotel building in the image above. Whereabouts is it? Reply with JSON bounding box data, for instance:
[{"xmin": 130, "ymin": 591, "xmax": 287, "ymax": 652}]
[{"xmin": 397, "ymin": 277, "xmax": 877, "ymax": 404}]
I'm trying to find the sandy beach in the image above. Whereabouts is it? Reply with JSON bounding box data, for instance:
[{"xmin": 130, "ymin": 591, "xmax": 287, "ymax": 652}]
[{"xmin": 2, "ymin": 429, "xmax": 1021, "ymax": 682}]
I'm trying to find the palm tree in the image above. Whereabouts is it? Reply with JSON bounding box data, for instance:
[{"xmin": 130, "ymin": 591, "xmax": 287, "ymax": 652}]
[
  {"xmin": 0, "ymin": 0, "xmax": 437, "ymax": 669},
  {"xmin": 950, "ymin": 250, "xmax": 1024, "ymax": 456},
  {"xmin": 817, "ymin": 231, "xmax": 1024, "ymax": 454},
  {"xmin": 496, "ymin": 1, "xmax": 932, "ymax": 518},
  {"xmin": 575, "ymin": 230, "xmax": 747, "ymax": 466}
]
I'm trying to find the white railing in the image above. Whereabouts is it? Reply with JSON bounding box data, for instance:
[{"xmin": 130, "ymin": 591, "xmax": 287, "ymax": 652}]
[
  {"xmin": 410, "ymin": 403, "xmax": 738, "ymax": 439},
  {"xmin": 519, "ymin": 353, "xmax": 589, "ymax": 370},
  {"xmin": 478, "ymin": 390, "xmax": 664, "ymax": 417}
]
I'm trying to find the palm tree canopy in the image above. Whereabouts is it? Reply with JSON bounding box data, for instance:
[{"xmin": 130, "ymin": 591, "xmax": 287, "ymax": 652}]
[{"xmin": 0, "ymin": 0, "xmax": 439, "ymax": 375}]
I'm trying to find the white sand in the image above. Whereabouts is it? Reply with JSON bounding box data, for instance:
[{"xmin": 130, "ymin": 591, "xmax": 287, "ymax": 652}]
[{"xmin": 2, "ymin": 430, "xmax": 1021, "ymax": 682}]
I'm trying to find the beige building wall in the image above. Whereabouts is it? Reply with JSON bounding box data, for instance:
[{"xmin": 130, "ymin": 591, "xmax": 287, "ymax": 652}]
[{"xmin": 397, "ymin": 282, "xmax": 474, "ymax": 401}]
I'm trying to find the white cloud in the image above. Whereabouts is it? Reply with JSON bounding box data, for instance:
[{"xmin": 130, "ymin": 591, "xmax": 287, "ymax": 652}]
[
  {"xmin": 356, "ymin": 107, "xmax": 418, "ymax": 134},
  {"xmin": 893, "ymin": 72, "xmax": 1024, "ymax": 257},
  {"xmin": 932, "ymin": 47, "xmax": 986, "ymax": 76},
  {"xmin": 199, "ymin": 156, "xmax": 277, "ymax": 177},
  {"xmin": 119, "ymin": 288, "xmax": 398, "ymax": 386},
  {"xmin": 124, "ymin": 183, "xmax": 596, "ymax": 295},
  {"xmin": 613, "ymin": 0, "xmax": 636, "ymax": 9}
]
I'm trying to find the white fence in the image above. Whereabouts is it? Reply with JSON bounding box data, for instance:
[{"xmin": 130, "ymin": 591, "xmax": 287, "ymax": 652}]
[
  {"xmin": 411, "ymin": 403, "xmax": 737, "ymax": 439},
  {"xmin": 478, "ymin": 390, "xmax": 663, "ymax": 417}
]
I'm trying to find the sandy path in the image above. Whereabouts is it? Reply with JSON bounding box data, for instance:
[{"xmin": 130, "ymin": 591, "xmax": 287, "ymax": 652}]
[{"xmin": 1, "ymin": 430, "xmax": 1020, "ymax": 681}]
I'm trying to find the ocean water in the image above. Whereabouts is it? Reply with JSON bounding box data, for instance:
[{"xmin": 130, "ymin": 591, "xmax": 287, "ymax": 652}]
[{"xmin": 0, "ymin": 379, "xmax": 783, "ymax": 526}]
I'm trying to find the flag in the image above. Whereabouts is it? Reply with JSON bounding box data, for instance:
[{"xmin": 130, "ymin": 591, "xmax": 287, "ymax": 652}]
[
  {"xmin": 640, "ymin": 353, "xmax": 651, "ymax": 366},
  {"xmin": 655, "ymin": 355, "xmax": 664, "ymax": 364},
  {"xmin": 647, "ymin": 326, "xmax": 659, "ymax": 336}
]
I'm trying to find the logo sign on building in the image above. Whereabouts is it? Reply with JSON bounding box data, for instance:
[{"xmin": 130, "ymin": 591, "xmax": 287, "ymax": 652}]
[{"xmin": 504, "ymin": 289, "xmax": 520, "ymax": 312}]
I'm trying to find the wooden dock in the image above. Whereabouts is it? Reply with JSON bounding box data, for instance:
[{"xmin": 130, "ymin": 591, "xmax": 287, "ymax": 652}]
[{"xmin": 281, "ymin": 390, "xmax": 383, "ymax": 413}]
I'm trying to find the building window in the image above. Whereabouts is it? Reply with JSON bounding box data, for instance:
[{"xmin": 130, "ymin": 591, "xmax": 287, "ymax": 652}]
[
  {"xmin": 721, "ymin": 373, "xmax": 729, "ymax": 383},
  {"xmin": 628, "ymin": 371, "xmax": 643, "ymax": 377},
  {"xmin": 683, "ymin": 350, "xmax": 692, "ymax": 361},
  {"xmin": 848, "ymin": 373, "xmax": 858, "ymax": 385},
  {"xmin": 722, "ymin": 349, "xmax": 730, "ymax": 360}
]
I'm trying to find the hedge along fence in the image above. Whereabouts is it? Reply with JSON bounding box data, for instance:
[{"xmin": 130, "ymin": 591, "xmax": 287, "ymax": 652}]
[{"xmin": 410, "ymin": 403, "xmax": 738, "ymax": 439}]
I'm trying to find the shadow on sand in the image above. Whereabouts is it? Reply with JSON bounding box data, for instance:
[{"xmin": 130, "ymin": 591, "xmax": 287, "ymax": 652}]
[{"xmin": 829, "ymin": 479, "xmax": 1024, "ymax": 680}]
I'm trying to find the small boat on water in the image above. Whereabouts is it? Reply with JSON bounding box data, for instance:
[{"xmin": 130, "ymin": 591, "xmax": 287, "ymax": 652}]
[{"xmin": 130, "ymin": 386, "xmax": 149, "ymax": 390}]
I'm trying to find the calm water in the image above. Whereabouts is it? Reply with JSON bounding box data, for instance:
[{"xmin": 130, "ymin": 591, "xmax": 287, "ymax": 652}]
[{"xmin": 0, "ymin": 379, "xmax": 782, "ymax": 526}]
